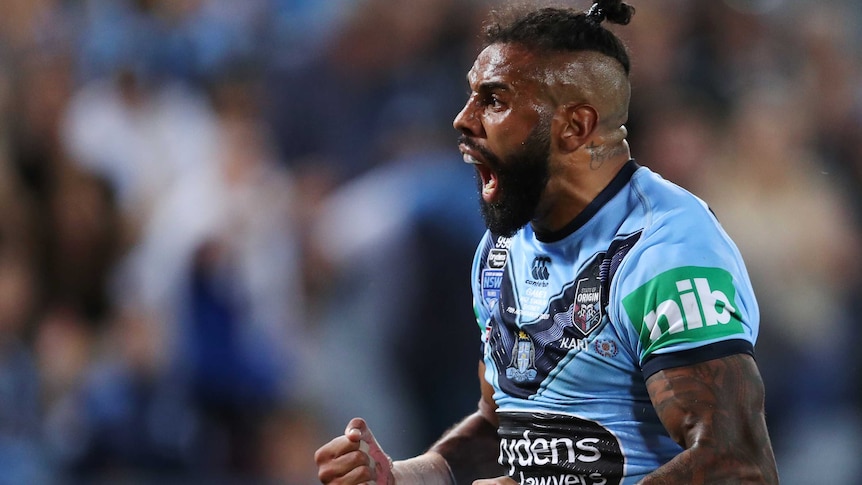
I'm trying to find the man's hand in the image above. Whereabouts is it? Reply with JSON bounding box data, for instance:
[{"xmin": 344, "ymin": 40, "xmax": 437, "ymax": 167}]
[
  {"xmin": 315, "ymin": 417, "xmax": 395, "ymax": 484},
  {"xmin": 472, "ymin": 477, "xmax": 518, "ymax": 484}
]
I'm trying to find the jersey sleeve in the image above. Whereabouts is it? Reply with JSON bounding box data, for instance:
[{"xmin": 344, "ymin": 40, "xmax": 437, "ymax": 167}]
[
  {"xmin": 609, "ymin": 211, "xmax": 759, "ymax": 378},
  {"xmin": 471, "ymin": 230, "xmax": 496, "ymax": 345}
]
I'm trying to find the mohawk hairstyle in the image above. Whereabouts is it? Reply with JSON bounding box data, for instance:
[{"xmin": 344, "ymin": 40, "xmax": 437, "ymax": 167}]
[{"xmin": 483, "ymin": 0, "xmax": 635, "ymax": 74}]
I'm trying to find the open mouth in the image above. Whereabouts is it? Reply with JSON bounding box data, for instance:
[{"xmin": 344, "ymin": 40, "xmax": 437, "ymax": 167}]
[{"xmin": 461, "ymin": 150, "xmax": 499, "ymax": 202}]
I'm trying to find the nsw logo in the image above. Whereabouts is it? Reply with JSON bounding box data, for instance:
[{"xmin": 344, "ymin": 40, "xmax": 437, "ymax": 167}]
[{"xmin": 482, "ymin": 269, "xmax": 503, "ymax": 305}]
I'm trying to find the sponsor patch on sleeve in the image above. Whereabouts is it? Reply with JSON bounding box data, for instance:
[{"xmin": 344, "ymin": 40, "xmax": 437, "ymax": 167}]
[{"xmin": 622, "ymin": 266, "xmax": 745, "ymax": 360}]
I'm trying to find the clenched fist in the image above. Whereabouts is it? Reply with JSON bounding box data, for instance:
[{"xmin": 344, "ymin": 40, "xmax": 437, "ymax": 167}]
[{"xmin": 315, "ymin": 418, "xmax": 395, "ymax": 484}]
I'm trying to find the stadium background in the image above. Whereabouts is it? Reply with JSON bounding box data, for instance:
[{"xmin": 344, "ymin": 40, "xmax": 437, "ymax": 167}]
[{"xmin": 0, "ymin": 0, "xmax": 859, "ymax": 483}]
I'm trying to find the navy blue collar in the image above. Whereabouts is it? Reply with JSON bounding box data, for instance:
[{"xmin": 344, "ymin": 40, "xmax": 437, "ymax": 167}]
[{"xmin": 534, "ymin": 159, "xmax": 640, "ymax": 243}]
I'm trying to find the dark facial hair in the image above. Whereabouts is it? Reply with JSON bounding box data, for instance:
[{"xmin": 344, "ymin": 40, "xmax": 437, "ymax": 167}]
[{"xmin": 470, "ymin": 118, "xmax": 552, "ymax": 237}]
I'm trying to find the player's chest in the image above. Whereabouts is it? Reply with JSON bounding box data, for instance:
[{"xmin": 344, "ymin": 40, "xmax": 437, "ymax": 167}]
[{"xmin": 483, "ymin": 240, "xmax": 606, "ymax": 333}]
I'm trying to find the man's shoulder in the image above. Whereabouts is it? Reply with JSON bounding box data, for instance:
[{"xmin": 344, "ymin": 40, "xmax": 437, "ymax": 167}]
[
  {"xmin": 631, "ymin": 167, "xmax": 712, "ymax": 219},
  {"xmin": 611, "ymin": 169, "xmax": 751, "ymax": 299}
]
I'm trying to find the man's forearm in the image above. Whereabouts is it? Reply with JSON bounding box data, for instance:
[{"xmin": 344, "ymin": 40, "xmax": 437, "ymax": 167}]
[
  {"xmin": 395, "ymin": 362, "xmax": 503, "ymax": 484},
  {"xmin": 392, "ymin": 451, "xmax": 455, "ymax": 485},
  {"xmin": 428, "ymin": 409, "xmax": 504, "ymax": 483},
  {"xmin": 390, "ymin": 410, "xmax": 501, "ymax": 484},
  {"xmin": 637, "ymin": 444, "xmax": 777, "ymax": 484}
]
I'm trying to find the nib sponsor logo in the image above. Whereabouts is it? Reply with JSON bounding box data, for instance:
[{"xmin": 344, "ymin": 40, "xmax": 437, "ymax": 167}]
[
  {"xmin": 623, "ymin": 266, "xmax": 745, "ymax": 353},
  {"xmin": 642, "ymin": 277, "xmax": 735, "ymax": 341}
]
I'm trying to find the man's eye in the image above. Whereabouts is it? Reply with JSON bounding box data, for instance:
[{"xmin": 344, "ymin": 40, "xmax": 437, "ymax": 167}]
[{"xmin": 485, "ymin": 95, "xmax": 504, "ymax": 108}]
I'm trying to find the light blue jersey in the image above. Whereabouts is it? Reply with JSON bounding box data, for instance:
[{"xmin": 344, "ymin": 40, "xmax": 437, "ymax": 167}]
[{"xmin": 471, "ymin": 160, "xmax": 759, "ymax": 484}]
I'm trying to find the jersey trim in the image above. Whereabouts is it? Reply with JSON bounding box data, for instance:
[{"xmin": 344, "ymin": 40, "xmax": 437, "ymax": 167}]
[
  {"xmin": 534, "ymin": 159, "xmax": 640, "ymax": 243},
  {"xmin": 641, "ymin": 339, "xmax": 754, "ymax": 379}
]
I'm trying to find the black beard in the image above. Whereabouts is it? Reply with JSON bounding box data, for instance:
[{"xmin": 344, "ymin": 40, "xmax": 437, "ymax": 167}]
[{"xmin": 471, "ymin": 121, "xmax": 551, "ymax": 237}]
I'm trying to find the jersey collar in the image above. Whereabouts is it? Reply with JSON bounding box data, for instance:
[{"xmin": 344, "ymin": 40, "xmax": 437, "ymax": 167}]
[{"xmin": 533, "ymin": 159, "xmax": 640, "ymax": 243}]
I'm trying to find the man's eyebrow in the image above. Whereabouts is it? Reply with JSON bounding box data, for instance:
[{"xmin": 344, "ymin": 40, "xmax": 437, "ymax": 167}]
[{"xmin": 475, "ymin": 81, "xmax": 510, "ymax": 93}]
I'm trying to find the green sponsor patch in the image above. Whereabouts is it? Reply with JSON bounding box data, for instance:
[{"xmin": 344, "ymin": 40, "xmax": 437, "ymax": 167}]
[{"xmin": 622, "ymin": 266, "xmax": 744, "ymax": 358}]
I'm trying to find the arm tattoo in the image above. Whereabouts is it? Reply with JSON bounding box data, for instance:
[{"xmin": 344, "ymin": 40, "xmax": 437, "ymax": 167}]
[{"xmin": 641, "ymin": 354, "xmax": 779, "ymax": 484}]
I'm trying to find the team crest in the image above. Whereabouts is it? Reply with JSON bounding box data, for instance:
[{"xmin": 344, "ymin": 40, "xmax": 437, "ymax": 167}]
[
  {"xmin": 573, "ymin": 275, "xmax": 603, "ymax": 335},
  {"xmin": 506, "ymin": 331, "xmax": 538, "ymax": 382}
]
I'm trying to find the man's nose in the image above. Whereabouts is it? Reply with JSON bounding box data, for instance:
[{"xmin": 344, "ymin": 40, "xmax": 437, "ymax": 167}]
[{"xmin": 453, "ymin": 99, "xmax": 483, "ymax": 138}]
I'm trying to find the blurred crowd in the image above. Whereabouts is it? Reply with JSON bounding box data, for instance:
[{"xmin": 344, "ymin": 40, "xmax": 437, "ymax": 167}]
[{"xmin": 0, "ymin": 0, "xmax": 859, "ymax": 483}]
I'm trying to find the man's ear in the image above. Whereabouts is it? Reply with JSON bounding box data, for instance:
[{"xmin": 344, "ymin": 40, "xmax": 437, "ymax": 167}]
[{"xmin": 555, "ymin": 103, "xmax": 598, "ymax": 153}]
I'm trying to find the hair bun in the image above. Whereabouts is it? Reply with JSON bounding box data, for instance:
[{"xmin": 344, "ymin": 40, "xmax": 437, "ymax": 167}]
[{"xmin": 586, "ymin": 0, "xmax": 635, "ymax": 26}]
